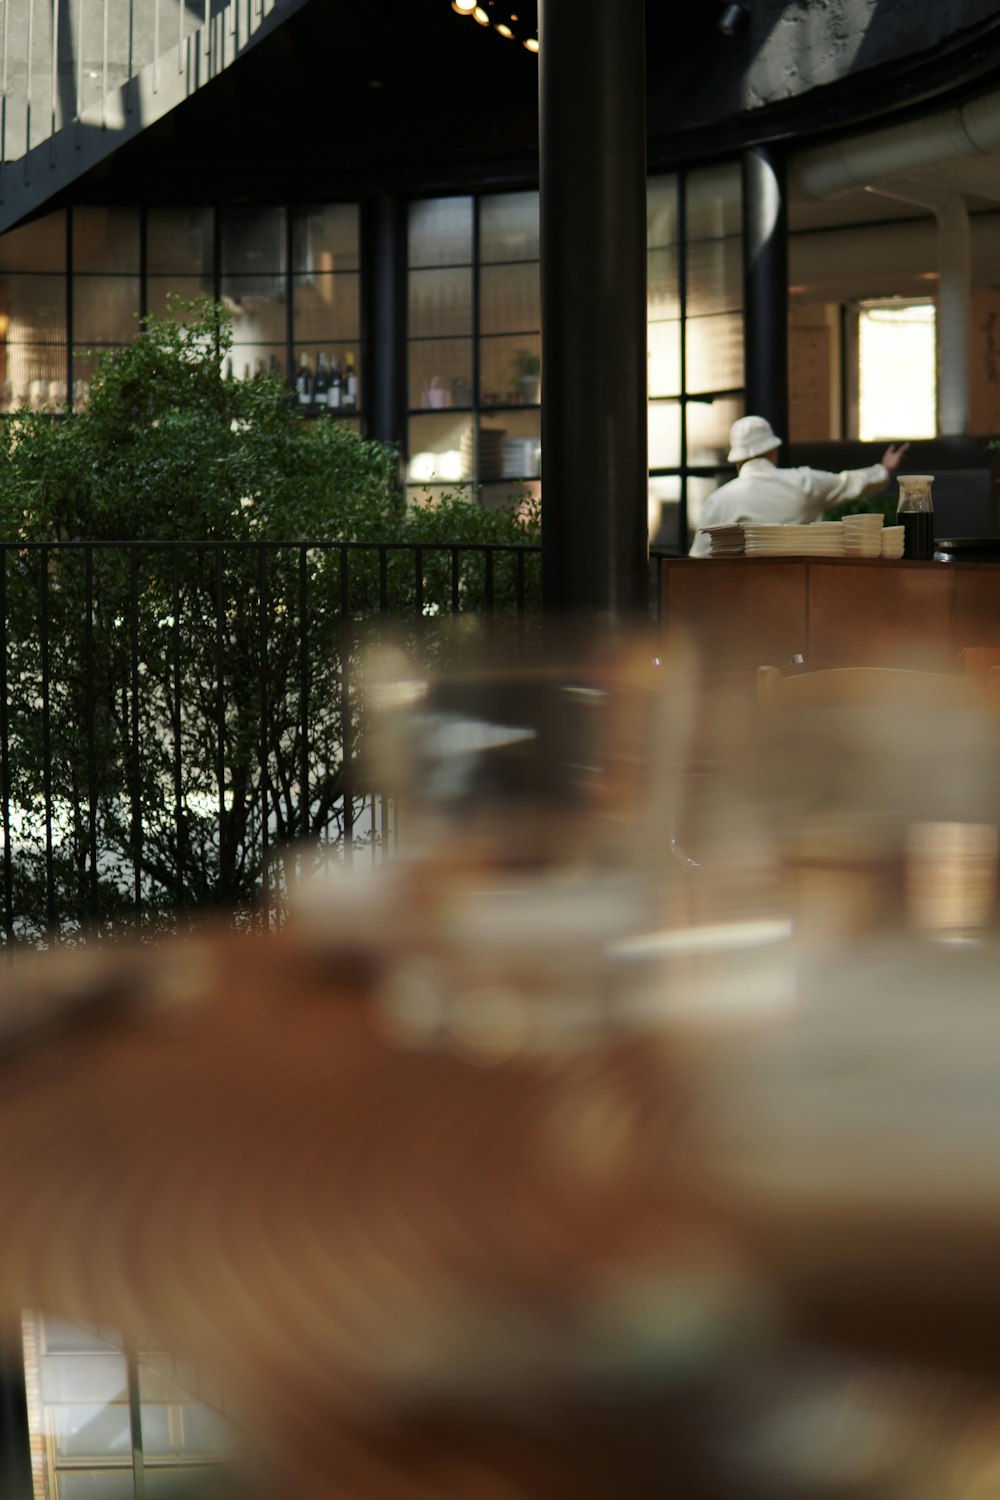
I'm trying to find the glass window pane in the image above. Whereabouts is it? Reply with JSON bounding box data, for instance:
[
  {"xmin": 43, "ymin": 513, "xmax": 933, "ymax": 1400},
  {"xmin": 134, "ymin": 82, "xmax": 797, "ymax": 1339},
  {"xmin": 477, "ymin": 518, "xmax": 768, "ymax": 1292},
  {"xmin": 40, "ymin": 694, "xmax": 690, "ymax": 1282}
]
[
  {"xmin": 648, "ymin": 475, "xmax": 682, "ymax": 550},
  {"xmin": 687, "ymin": 394, "xmax": 744, "ymax": 464},
  {"xmin": 649, "ymin": 399, "xmax": 681, "ymax": 468},
  {"xmin": 144, "ymin": 1467, "xmax": 234, "ymax": 1498},
  {"xmin": 687, "ymin": 473, "xmax": 730, "ymax": 540},
  {"xmin": 686, "ymin": 163, "xmax": 742, "ymax": 241},
  {"xmin": 71, "ymin": 348, "xmax": 121, "ymax": 409},
  {"xmin": 219, "ymin": 208, "xmax": 286, "ymax": 277},
  {"xmin": 480, "ymin": 191, "xmax": 539, "ymax": 263},
  {"xmin": 480, "ymin": 478, "xmax": 540, "ymax": 513},
  {"xmin": 407, "ymin": 413, "xmax": 472, "ymax": 484},
  {"xmin": 647, "ymin": 320, "xmax": 680, "ymax": 399},
  {"xmin": 57, "ymin": 1470, "xmax": 136, "ymax": 1499},
  {"xmin": 687, "ymin": 238, "xmax": 742, "ymax": 317},
  {"xmin": 146, "ymin": 277, "xmax": 215, "ymax": 317},
  {"xmin": 647, "ymin": 176, "xmax": 678, "ymax": 251},
  {"xmin": 43, "ymin": 1321, "xmax": 121, "ymax": 1354},
  {"xmin": 408, "ymin": 197, "xmax": 473, "ymax": 269},
  {"xmin": 0, "ymin": 209, "xmax": 66, "ymax": 271},
  {"xmin": 479, "ymin": 334, "xmax": 541, "ymax": 408},
  {"xmin": 409, "ymin": 338, "xmax": 473, "ymax": 410},
  {"xmin": 72, "ymin": 277, "xmax": 140, "ymax": 345},
  {"xmin": 229, "ymin": 344, "xmax": 287, "ymax": 383},
  {"xmin": 177, "ymin": 1404, "xmax": 236, "ymax": 1456},
  {"xmin": 52, "ymin": 1403, "xmax": 131, "ymax": 1459},
  {"xmin": 288, "ymin": 347, "xmax": 360, "ymax": 413},
  {"xmin": 408, "ymin": 267, "xmax": 472, "ymax": 339},
  {"xmin": 292, "ymin": 205, "xmax": 359, "ymax": 273},
  {"xmin": 136, "ymin": 1403, "xmax": 173, "ymax": 1456},
  {"xmin": 685, "ymin": 311, "xmax": 744, "ymax": 394},
  {"xmin": 40, "ymin": 1353, "xmax": 127, "ymax": 1403},
  {"xmin": 1, "ymin": 274, "xmax": 66, "ymax": 341},
  {"xmin": 73, "ymin": 207, "xmax": 140, "ymax": 273},
  {"xmin": 292, "ymin": 273, "xmax": 359, "ymax": 345},
  {"xmin": 647, "ymin": 247, "xmax": 679, "ymax": 320},
  {"xmin": 859, "ymin": 301, "xmax": 937, "ymax": 440},
  {"xmin": 146, "ymin": 208, "xmax": 214, "ymax": 276},
  {"xmin": 4, "ymin": 347, "xmax": 67, "ymax": 410},
  {"xmin": 479, "ymin": 263, "xmax": 540, "ymax": 337},
  {"xmin": 221, "ymin": 274, "xmax": 286, "ymax": 344},
  {"xmin": 486, "ymin": 408, "xmax": 541, "ymax": 479}
]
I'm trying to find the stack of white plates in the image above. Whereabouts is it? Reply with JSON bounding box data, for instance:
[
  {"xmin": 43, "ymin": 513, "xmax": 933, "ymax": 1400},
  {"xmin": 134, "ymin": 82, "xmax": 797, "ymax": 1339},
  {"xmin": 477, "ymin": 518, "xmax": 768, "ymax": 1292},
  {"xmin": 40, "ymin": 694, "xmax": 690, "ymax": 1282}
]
[
  {"xmin": 699, "ymin": 524, "xmax": 745, "ymax": 556},
  {"xmin": 743, "ymin": 522, "xmax": 846, "ymax": 556},
  {"xmin": 843, "ymin": 512, "xmax": 885, "ymax": 558},
  {"xmin": 881, "ymin": 525, "xmax": 905, "ymax": 558}
]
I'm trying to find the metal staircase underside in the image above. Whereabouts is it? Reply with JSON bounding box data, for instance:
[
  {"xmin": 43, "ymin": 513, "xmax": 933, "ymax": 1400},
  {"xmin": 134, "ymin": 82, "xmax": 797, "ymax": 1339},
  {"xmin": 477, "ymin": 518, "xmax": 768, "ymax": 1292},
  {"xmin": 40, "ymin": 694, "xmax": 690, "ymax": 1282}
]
[{"xmin": 0, "ymin": 0, "xmax": 310, "ymax": 233}]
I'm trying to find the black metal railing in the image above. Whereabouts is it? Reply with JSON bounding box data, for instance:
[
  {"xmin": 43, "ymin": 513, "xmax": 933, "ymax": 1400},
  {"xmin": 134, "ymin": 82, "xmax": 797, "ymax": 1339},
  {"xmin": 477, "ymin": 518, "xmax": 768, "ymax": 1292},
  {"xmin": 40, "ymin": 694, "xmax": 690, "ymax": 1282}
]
[{"xmin": 0, "ymin": 539, "xmax": 542, "ymax": 944}]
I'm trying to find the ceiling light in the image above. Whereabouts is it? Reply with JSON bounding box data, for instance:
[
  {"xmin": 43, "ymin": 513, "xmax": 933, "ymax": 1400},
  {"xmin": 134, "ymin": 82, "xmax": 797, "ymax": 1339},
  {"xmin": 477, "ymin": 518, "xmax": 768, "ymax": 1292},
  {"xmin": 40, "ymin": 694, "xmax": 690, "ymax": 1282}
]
[
  {"xmin": 523, "ymin": 35, "xmax": 539, "ymax": 50},
  {"xmin": 452, "ymin": 0, "xmax": 477, "ymax": 9},
  {"xmin": 473, "ymin": 6, "xmax": 490, "ymax": 23},
  {"xmin": 495, "ymin": 22, "xmax": 513, "ymax": 36}
]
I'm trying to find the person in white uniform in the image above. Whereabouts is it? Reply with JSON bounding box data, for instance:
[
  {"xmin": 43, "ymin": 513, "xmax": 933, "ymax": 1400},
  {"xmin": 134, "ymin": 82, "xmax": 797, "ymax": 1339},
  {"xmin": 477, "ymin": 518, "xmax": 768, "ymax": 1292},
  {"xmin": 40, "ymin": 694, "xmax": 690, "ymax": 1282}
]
[{"xmin": 688, "ymin": 415, "xmax": 910, "ymax": 557}]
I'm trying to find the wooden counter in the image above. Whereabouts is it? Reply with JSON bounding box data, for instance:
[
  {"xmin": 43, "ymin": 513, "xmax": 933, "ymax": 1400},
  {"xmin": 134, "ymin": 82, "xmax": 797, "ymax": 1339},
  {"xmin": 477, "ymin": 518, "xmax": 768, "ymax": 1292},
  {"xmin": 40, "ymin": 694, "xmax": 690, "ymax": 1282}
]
[{"xmin": 659, "ymin": 556, "xmax": 1000, "ymax": 673}]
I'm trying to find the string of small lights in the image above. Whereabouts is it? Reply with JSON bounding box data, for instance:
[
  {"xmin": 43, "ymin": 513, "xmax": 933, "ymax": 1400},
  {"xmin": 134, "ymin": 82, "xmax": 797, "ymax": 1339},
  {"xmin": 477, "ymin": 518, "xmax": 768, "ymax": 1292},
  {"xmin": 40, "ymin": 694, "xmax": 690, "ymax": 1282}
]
[{"xmin": 450, "ymin": 0, "xmax": 539, "ymax": 53}]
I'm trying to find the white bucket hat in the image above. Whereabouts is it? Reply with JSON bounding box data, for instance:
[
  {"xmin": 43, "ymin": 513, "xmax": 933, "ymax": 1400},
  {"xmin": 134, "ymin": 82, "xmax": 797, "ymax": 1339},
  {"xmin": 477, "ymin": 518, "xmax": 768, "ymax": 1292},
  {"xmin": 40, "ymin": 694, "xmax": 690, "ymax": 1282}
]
[{"xmin": 728, "ymin": 414, "xmax": 782, "ymax": 464}]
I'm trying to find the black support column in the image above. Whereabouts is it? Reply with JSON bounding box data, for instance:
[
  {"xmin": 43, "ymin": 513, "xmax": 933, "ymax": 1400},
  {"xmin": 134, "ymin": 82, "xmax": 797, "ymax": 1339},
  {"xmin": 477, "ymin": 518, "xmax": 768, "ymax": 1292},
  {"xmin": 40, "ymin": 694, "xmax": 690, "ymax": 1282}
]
[
  {"xmin": 0, "ymin": 1324, "xmax": 31, "ymax": 1500},
  {"xmin": 364, "ymin": 192, "xmax": 407, "ymax": 464},
  {"xmin": 539, "ymin": 0, "xmax": 648, "ymax": 619},
  {"xmin": 742, "ymin": 145, "xmax": 789, "ymax": 439}
]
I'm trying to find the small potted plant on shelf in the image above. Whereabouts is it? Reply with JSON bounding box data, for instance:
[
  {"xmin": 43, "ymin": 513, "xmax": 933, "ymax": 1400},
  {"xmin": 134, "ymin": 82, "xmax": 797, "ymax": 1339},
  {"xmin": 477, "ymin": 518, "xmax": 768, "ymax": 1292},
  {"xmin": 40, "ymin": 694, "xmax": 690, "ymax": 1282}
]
[{"xmin": 511, "ymin": 349, "xmax": 541, "ymax": 405}]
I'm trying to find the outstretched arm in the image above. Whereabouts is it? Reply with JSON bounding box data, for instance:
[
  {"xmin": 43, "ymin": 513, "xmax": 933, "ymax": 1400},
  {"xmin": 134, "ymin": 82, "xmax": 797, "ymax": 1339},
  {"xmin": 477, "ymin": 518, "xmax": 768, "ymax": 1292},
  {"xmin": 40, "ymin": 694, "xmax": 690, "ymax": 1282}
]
[{"xmin": 880, "ymin": 442, "xmax": 911, "ymax": 476}]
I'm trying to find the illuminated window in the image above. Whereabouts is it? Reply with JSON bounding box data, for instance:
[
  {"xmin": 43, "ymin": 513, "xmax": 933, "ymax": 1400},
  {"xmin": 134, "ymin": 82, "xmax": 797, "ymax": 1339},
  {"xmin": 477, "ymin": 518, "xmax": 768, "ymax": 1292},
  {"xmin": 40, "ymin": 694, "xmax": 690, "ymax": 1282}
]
[{"xmin": 858, "ymin": 300, "xmax": 937, "ymax": 440}]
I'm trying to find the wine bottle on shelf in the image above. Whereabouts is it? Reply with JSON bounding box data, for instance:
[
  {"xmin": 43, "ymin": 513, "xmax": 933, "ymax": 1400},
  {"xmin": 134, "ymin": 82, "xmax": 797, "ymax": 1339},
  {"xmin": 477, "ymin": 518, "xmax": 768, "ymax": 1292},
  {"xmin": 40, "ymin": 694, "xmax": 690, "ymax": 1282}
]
[
  {"xmin": 254, "ymin": 357, "xmax": 266, "ymax": 380},
  {"xmin": 242, "ymin": 362, "xmax": 252, "ymax": 383},
  {"xmin": 296, "ymin": 353, "xmax": 312, "ymax": 408},
  {"xmin": 343, "ymin": 351, "xmax": 357, "ymax": 409},
  {"xmin": 224, "ymin": 357, "xmax": 234, "ymax": 382},
  {"xmin": 314, "ymin": 352, "xmax": 331, "ymax": 411},
  {"xmin": 328, "ymin": 357, "xmax": 343, "ymax": 411}
]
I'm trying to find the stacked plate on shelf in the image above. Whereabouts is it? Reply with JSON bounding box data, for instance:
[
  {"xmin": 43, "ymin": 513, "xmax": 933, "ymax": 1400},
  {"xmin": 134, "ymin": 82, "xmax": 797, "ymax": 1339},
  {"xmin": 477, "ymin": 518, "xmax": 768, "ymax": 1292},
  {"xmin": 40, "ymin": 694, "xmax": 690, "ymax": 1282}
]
[
  {"xmin": 881, "ymin": 525, "xmax": 905, "ymax": 558},
  {"xmin": 699, "ymin": 524, "xmax": 746, "ymax": 556},
  {"xmin": 842, "ymin": 512, "xmax": 885, "ymax": 557},
  {"xmin": 743, "ymin": 522, "xmax": 846, "ymax": 556}
]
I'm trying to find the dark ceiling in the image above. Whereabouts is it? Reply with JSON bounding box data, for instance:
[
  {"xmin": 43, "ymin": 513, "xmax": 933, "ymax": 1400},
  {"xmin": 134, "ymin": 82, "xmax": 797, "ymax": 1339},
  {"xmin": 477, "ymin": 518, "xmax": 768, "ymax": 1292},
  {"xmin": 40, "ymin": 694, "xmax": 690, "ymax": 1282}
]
[{"xmin": 64, "ymin": 0, "xmax": 1000, "ymax": 209}]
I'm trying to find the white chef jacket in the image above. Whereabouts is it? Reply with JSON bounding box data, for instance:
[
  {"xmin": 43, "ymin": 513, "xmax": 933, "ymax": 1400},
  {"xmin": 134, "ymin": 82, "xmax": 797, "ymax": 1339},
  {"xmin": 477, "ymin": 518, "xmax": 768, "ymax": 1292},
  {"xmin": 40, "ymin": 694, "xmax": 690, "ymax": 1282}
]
[{"xmin": 689, "ymin": 456, "xmax": 890, "ymax": 557}]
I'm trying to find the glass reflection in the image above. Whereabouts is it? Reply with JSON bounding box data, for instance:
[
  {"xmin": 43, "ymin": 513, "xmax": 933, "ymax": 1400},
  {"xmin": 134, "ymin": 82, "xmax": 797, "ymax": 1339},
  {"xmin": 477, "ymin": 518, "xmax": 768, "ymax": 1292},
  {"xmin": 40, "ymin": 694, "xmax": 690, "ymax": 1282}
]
[
  {"xmin": 73, "ymin": 208, "xmax": 140, "ymax": 274},
  {"xmin": 409, "ymin": 339, "xmax": 474, "ymax": 411},
  {"xmin": 292, "ymin": 204, "xmax": 360, "ymax": 273},
  {"xmin": 0, "ymin": 209, "xmax": 66, "ymax": 272},
  {"xmin": 291, "ymin": 272, "xmax": 360, "ymax": 346},
  {"xmin": 219, "ymin": 207, "xmax": 286, "ymax": 281},
  {"xmin": 648, "ymin": 399, "xmax": 681, "ymax": 468},
  {"xmin": 408, "ymin": 197, "xmax": 473, "ymax": 269},
  {"xmin": 408, "ymin": 268, "xmax": 473, "ymax": 340},
  {"xmin": 479, "ymin": 263, "xmax": 540, "ymax": 337},
  {"xmin": 479, "ymin": 191, "xmax": 540, "ymax": 263},
  {"xmin": 146, "ymin": 208, "xmax": 214, "ymax": 276},
  {"xmin": 72, "ymin": 277, "xmax": 141, "ymax": 345},
  {"xmin": 685, "ymin": 311, "xmax": 745, "ymax": 394}
]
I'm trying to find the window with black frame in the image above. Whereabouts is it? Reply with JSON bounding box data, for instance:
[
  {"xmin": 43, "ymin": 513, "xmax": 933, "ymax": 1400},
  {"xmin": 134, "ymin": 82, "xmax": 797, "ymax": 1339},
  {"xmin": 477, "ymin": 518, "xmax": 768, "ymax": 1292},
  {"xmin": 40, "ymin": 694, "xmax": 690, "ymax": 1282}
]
[
  {"xmin": 405, "ymin": 191, "xmax": 542, "ymax": 513},
  {"xmin": 404, "ymin": 170, "xmax": 745, "ymax": 540},
  {"xmin": 0, "ymin": 204, "xmax": 364, "ymax": 425},
  {"xmin": 648, "ymin": 163, "xmax": 746, "ymax": 555}
]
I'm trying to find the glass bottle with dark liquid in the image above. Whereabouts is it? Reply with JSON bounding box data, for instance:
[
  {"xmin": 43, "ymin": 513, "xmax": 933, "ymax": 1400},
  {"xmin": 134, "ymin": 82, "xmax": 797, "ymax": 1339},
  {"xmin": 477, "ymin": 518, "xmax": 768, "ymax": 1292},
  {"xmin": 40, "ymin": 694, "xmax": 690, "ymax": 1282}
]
[{"xmin": 896, "ymin": 474, "xmax": 935, "ymax": 560}]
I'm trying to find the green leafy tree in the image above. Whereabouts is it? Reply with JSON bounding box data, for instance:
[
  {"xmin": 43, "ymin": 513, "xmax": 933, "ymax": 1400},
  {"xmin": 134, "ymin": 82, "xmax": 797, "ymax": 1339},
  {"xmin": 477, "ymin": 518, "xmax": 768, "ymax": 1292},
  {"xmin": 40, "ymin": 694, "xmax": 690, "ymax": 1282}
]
[{"xmin": 0, "ymin": 300, "xmax": 540, "ymax": 940}]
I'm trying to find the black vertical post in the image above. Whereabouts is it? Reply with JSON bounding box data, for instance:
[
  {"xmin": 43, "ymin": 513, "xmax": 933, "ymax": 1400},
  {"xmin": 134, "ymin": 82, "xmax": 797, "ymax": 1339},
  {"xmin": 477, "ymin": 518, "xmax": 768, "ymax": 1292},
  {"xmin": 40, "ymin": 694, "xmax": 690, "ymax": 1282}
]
[
  {"xmin": 539, "ymin": 0, "xmax": 648, "ymax": 619},
  {"xmin": 364, "ymin": 192, "xmax": 406, "ymax": 463},
  {"xmin": 0, "ymin": 1324, "xmax": 31, "ymax": 1500},
  {"xmin": 742, "ymin": 144, "xmax": 788, "ymax": 438}
]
